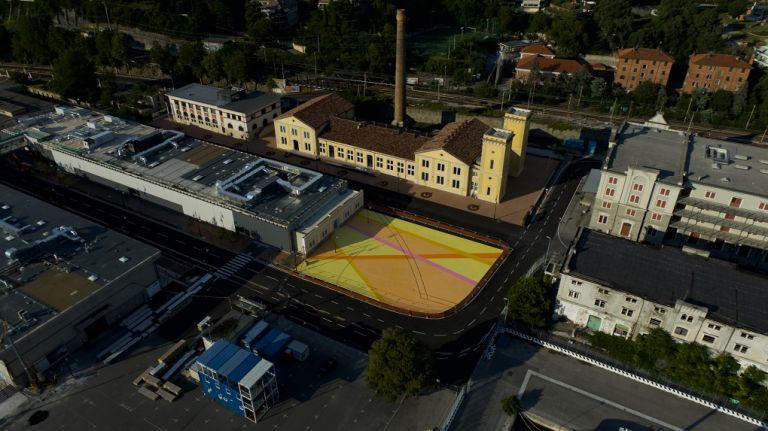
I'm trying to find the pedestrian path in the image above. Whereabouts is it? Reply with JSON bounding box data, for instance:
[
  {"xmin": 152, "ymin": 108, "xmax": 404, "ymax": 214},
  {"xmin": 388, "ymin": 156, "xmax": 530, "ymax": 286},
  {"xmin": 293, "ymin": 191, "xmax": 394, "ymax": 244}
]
[{"xmin": 214, "ymin": 253, "xmax": 252, "ymax": 279}]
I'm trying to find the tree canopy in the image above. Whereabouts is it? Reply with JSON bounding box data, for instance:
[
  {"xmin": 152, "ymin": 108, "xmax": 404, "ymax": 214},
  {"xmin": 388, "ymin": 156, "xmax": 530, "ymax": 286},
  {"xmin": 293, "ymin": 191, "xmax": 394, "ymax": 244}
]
[
  {"xmin": 51, "ymin": 47, "xmax": 98, "ymax": 101},
  {"xmin": 366, "ymin": 327, "xmax": 437, "ymax": 402},
  {"xmin": 505, "ymin": 277, "xmax": 552, "ymax": 328}
]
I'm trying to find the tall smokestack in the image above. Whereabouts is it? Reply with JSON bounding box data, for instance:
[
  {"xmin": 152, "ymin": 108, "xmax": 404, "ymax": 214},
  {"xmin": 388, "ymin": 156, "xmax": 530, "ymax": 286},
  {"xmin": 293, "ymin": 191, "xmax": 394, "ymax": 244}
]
[{"xmin": 393, "ymin": 9, "xmax": 406, "ymax": 127}]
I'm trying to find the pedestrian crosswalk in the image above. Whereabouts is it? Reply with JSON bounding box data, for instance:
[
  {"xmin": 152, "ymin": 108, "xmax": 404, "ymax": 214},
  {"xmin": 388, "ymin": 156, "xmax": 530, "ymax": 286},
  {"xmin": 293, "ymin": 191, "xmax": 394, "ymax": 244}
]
[{"xmin": 214, "ymin": 253, "xmax": 252, "ymax": 279}]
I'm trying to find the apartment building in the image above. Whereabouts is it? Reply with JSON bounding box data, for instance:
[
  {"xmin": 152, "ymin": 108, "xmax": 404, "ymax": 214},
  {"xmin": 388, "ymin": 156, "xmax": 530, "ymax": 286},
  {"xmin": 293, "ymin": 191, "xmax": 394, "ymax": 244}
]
[
  {"xmin": 166, "ymin": 83, "xmax": 282, "ymax": 141},
  {"xmin": 682, "ymin": 53, "xmax": 752, "ymax": 93},
  {"xmin": 556, "ymin": 229, "xmax": 768, "ymax": 373},
  {"xmin": 274, "ymin": 93, "xmax": 533, "ymax": 203},
  {"xmin": 515, "ymin": 55, "xmax": 585, "ymax": 82},
  {"xmin": 615, "ymin": 47, "xmax": 674, "ymax": 91},
  {"xmin": 588, "ymin": 118, "xmax": 768, "ymax": 268},
  {"xmin": 520, "ymin": 43, "xmax": 555, "ymax": 59},
  {"xmin": 252, "ymin": 0, "xmax": 298, "ymax": 28}
]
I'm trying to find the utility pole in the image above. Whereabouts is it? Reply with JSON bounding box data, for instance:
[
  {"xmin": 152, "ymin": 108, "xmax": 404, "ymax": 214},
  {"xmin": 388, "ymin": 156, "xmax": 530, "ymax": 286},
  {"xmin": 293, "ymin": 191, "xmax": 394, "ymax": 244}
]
[
  {"xmin": 761, "ymin": 126, "xmax": 768, "ymax": 144},
  {"xmin": 626, "ymin": 100, "xmax": 634, "ymax": 120},
  {"xmin": 102, "ymin": 1, "xmax": 111, "ymax": 30},
  {"xmin": 314, "ymin": 52, "xmax": 318, "ymax": 77},
  {"xmin": 363, "ymin": 72, "xmax": 367, "ymax": 96},
  {"xmin": 683, "ymin": 96, "xmax": 693, "ymax": 123},
  {"xmin": 746, "ymin": 104, "xmax": 757, "ymax": 129}
]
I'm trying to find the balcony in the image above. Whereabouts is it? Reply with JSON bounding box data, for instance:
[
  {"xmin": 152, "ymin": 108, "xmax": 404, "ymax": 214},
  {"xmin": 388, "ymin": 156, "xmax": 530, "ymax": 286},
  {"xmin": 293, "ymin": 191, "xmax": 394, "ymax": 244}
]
[
  {"xmin": 678, "ymin": 197, "xmax": 768, "ymax": 223},
  {"xmin": 670, "ymin": 220, "xmax": 767, "ymax": 248},
  {"xmin": 674, "ymin": 208, "xmax": 768, "ymax": 237}
]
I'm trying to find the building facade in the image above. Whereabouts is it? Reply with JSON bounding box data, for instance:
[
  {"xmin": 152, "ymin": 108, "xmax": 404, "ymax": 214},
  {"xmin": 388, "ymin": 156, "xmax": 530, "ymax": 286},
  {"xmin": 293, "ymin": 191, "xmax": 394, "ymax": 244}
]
[
  {"xmin": 588, "ymin": 118, "xmax": 768, "ymax": 269},
  {"xmin": 275, "ymin": 94, "xmax": 533, "ymax": 204},
  {"xmin": 615, "ymin": 47, "xmax": 674, "ymax": 91},
  {"xmin": 520, "ymin": 43, "xmax": 555, "ymax": 59},
  {"xmin": 515, "ymin": 55, "xmax": 585, "ymax": 82},
  {"xmin": 166, "ymin": 83, "xmax": 282, "ymax": 141},
  {"xmin": 556, "ymin": 229, "xmax": 768, "ymax": 373},
  {"xmin": 682, "ymin": 53, "xmax": 752, "ymax": 93}
]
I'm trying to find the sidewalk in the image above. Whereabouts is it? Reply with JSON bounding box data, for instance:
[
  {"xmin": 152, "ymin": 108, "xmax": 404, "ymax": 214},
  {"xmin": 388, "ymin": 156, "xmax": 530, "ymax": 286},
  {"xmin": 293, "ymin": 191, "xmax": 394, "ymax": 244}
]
[{"xmin": 151, "ymin": 117, "xmax": 560, "ymax": 226}]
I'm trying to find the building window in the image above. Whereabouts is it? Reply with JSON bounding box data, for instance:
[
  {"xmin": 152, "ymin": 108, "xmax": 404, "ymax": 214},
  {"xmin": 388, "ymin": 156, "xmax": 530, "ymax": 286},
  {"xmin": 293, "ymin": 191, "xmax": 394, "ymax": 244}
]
[
  {"xmin": 730, "ymin": 197, "xmax": 742, "ymax": 208},
  {"xmin": 621, "ymin": 307, "xmax": 634, "ymax": 317},
  {"xmin": 337, "ymin": 148, "xmax": 345, "ymax": 158},
  {"xmin": 734, "ymin": 344, "xmax": 749, "ymax": 354},
  {"xmin": 654, "ymin": 306, "xmax": 666, "ymax": 314},
  {"xmin": 629, "ymin": 194, "xmax": 640, "ymax": 204},
  {"xmin": 651, "ymin": 212, "xmax": 662, "ymax": 221},
  {"xmin": 453, "ymin": 166, "xmax": 462, "ymax": 175},
  {"xmin": 598, "ymin": 288, "xmax": 610, "ymax": 295},
  {"xmin": 759, "ymin": 202, "xmax": 768, "ymax": 211},
  {"xmin": 436, "ymin": 176, "xmax": 445, "ymax": 185},
  {"xmin": 598, "ymin": 214, "xmax": 608, "ymax": 224},
  {"xmin": 626, "ymin": 209, "xmax": 636, "ymax": 217},
  {"xmin": 490, "ymin": 160, "xmax": 495, "ymax": 169},
  {"xmin": 741, "ymin": 332, "xmax": 755, "ymax": 340},
  {"xmin": 304, "ymin": 131, "xmax": 310, "ymax": 139},
  {"xmin": 705, "ymin": 191, "xmax": 716, "ymax": 199},
  {"xmin": 707, "ymin": 323, "xmax": 721, "ymax": 331},
  {"xmin": 437, "ymin": 162, "xmax": 445, "ymax": 171},
  {"xmin": 632, "ymin": 183, "xmax": 644, "ymax": 191},
  {"xmin": 656, "ymin": 199, "xmax": 667, "ymax": 209},
  {"xmin": 487, "ymin": 187, "xmax": 491, "ymax": 196},
  {"xmin": 571, "ymin": 280, "xmax": 583, "ymax": 286},
  {"xmin": 397, "ymin": 162, "xmax": 404, "ymax": 173},
  {"xmin": 659, "ymin": 188, "xmax": 670, "ymax": 197},
  {"xmin": 421, "ymin": 159, "xmax": 430, "ymax": 168},
  {"xmin": 613, "ymin": 325, "xmax": 629, "ymax": 337},
  {"xmin": 625, "ymin": 297, "xmax": 637, "ymax": 303},
  {"xmin": 357, "ymin": 153, "xmax": 364, "ymax": 163},
  {"xmin": 305, "ymin": 143, "xmax": 312, "ymax": 151},
  {"xmin": 280, "ymin": 137, "xmax": 287, "ymax": 145},
  {"xmin": 407, "ymin": 164, "xmax": 415, "ymax": 176},
  {"xmin": 702, "ymin": 335, "xmax": 716, "ymax": 344},
  {"xmin": 594, "ymin": 299, "xmax": 606, "ymax": 308},
  {"xmin": 608, "ymin": 177, "xmax": 618, "ymax": 185},
  {"xmin": 568, "ymin": 290, "xmax": 580, "ymax": 299},
  {"xmin": 602, "ymin": 201, "xmax": 612, "ymax": 209},
  {"xmin": 421, "ymin": 172, "xmax": 429, "ymax": 181},
  {"xmin": 376, "ymin": 157, "xmax": 383, "ymax": 168},
  {"xmin": 605, "ymin": 188, "xmax": 616, "ymax": 197},
  {"xmin": 291, "ymin": 128, "xmax": 297, "ymax": 136},
  {"xmin": 386, "ymin": 160, "xmax": 393, "ymax": 170},
  {"xmin": 649, "ymin": 318, "xmax": 662, "ymax": 326},
  {"xmin": 451, "ymin": 179, "xmax": 460, "ymax": 188},
  {"xmin": 674, "ymin": 327, "xmax": 688, "ymax": 336},
  {"xmin": 680, "ymin": 314, "xmax": 694, "ymax": 323},
  {"xmin": 347, "ymin": 151, "xmax": 354, "ymax": 161}
]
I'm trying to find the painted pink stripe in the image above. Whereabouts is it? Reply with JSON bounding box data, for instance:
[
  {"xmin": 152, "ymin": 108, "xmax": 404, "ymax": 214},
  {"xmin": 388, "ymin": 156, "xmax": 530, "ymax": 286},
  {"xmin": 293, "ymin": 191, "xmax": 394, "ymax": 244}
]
[{"xmin": 346, "ymin": 223, "xmax": 476, "ymax": 286}]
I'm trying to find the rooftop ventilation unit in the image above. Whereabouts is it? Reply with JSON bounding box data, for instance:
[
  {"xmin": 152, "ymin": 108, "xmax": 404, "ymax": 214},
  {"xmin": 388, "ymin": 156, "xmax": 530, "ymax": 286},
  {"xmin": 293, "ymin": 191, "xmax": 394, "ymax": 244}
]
[
  {"xmin": 118, "ymin": 256, "xmax": 129, "ymax": 263},
  {"xmin": 734, "ymin": 154, "xmax": 750, "ymax": 161},
  {"xmin": 721, "ymin": 177, "xmax": 731, "ymax": 182},
  {"xmin": 733, "ymin": 164, "xmax": 751, "ymax": 170},
  {"xmin": 88, "ymin": 274, "xmax": 98, "ymax": 282},
  {"xmin": 760, "ymin": 169, "xmax": 768, "ymax": 175},
  {"xmin": 712, "ymin": 163, "xmax": 720, "ymax": 169}
]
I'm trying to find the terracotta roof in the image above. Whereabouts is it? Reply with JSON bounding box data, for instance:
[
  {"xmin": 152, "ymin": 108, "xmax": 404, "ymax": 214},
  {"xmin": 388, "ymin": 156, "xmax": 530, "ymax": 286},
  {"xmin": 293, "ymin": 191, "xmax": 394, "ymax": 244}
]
[
  {"xmin": 521, "ymin": 43, "xmax": 555, "ymax": 57},
  {"xmin": 516, "ymin": 55, "xmax": 585, "ymax": 75},
  {"xmin": 418, "ymin": 119, "xmax": 491, "ymax": 165},
  {"xmin": 617, "ymin": 47, "xmax": 673, "ymax": 63},
  {"xmin": 277, "ymin": 93, "xmax": 353, "ymax": 129},
  {"xmin": 319, "ymin": 117, "xmax": 430, "ymax": 160},
  {"xmin": 689, "ymin": 53, "xmax": 752, "ymax": 69}
]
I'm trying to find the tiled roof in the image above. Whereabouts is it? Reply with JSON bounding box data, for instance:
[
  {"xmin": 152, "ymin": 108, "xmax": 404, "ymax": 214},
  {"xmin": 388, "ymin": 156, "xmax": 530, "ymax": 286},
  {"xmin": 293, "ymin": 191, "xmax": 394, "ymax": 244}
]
[
  {"xmin": 689, "ymin": 53, "xmax": 752, "ymax": 69},
  {"xmin": 521, "ymin": 43, "xmax": 555, "ymax": 57},
  {"xmin": 278, "ymin": 93, "xmax": 353, "ymax": 129},
  {"xmin": 418, "ymin": 118, "xmax": 491, "ymax": 165},
  {"xmin": 516, "ymin": 55, "xmax": 585, "ymax": 75},
  {"xmin": 617, "ymin": 47, "xmax": 673, "ymax": 63},
  {"xmin": 319, "ymin": 117, "xmax": 430, "ymax": 160}
]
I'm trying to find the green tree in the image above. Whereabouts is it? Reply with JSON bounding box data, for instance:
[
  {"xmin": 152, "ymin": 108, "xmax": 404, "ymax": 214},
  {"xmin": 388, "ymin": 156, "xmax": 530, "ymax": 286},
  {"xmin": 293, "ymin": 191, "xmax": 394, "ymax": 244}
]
[
  {"xmin": 632, "ymin": 80, "xmax": 658, "ymax": 107},
  {"xmin": 594, "ymin": 0, "xmax": 633, "ymax": 49},
  {"xmin": 12, "ymin": 13, "xmax": 53, "ymax": 63},
  {"xmin": 474, "ymin": 81, "xmax": 497, "ymax": 98},
  {"xmin": 177, "ymin": 41, "xmax": 206, "ymax": 80},
  {"xmin": 548, "ymin": 11, "xmax": 590, "ymax": 58},
  {"xmin": 505, "ymin": 277, "xmax": 552, "ymax": 328},
  {"xmin": 51, "ymin": 47, "xmax": 99, "ymax": 101},
  {"xmin": 632, "ymin": 328, "xmax": 676, "ymax": 370},
  {"xmin": 527, "ymin": 11, "xmax": 551, "ymax": 35},
  {"xmin": 590, "ymin": 77, "xmax": 607, "ymax": 100},
  {"xmin": 366, "ymin": 328, "xmax": 437, "ymax": 402},
  {"xmin": 711, "ymin": 89, "xmax": 734, "ymax": 113},
  {"xmin": 501, "ymin": 395, "xmax": 520, "ymax": 416},
  {"xmin": 150, "ymin": 42, "xmax": 176, "ymax": 75},
  {"xmin": 223, "ymin": 49, "xmax": 251, "ymax": 84},
  {"xmin": 110, "ymin": 31, "xmax": 131, "ymax": 67},
  {"xmin": 202, "ymin": 51, "xmax": 225, "ymax": 82},
  {"xmin": 98, "ymin": 70, "xmax": 118, "ymax": 106},
  {"xmin": 711, "ymin": 354, "xmax": 740, "ymax": 396},
  {"xmin": 0, "ymin": 26, "xmax": 10, "ymax": 60}
]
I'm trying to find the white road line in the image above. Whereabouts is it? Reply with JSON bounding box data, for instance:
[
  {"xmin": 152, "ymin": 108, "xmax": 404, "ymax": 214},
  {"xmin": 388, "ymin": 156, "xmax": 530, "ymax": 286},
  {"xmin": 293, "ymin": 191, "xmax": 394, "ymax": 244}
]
[
  {"xmin": 363, "ymin": 313, "xmax": 371, "ymax": 318},
  {"xmin": 345, "ymin": 306, "xmax": 355, "ymax": 311},
  {"xmin": 519, "ymin": 370, "xmax": 684, "ymax": 431},
  {"xmin": 266, "ymin": 275, "xmax": 278, "ymax": 281},
  {"xmin": 480, "ymin": 306, "xmax": 487, "ymax": 315},
  {"xmin": 453, "ymin": 329, "xmax": 464, "ymax": 335},
  {"xmin": 467, "ymin": 319, "xmax": 476, "ymax": 327},
  {"xmin": 412, "ymin": 330, "xmax": 426, "ymax": 335}
]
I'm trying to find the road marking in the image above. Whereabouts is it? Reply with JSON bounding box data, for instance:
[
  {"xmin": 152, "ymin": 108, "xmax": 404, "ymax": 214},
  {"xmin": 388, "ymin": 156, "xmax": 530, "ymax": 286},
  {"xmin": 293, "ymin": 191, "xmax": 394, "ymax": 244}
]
[
  {"xmin": 377, "ymin": 318, "xmax": 384, "ymax": 323},
  {"xmin": 467, "ymin": 319, "xmax": 476, "ymax": 327},
  {"xmin": 266, "ymin": 275, "xmax": 278, "ymax": 281},
  {"xmin": 313, "ymin": 294, "xmax": 323, "ymax": 299},
  {"xmin": 363, "ymin": 313, "xmax": 371, "ymax": 318},
  {"xmin": 345, "ymin": 306, "xmax": 355, "ymax": 311},
  {"xmin": 518, "ymin": 371, "xmax": 684, "ymax": 431},
  {"xmin": 453, "ymin": 329, "xmax": 464, "ymax": 335},
  {"xmin": 331, "ymin": 300, "xmax": 339, "ymax": 305},
  {"xmin": 411, "ymin": 330, "xmax": 426, "ymax": 335},
  {"xmin": 333, "ymin": 315, "xmax": 345, "ymax": 322},
  {"xmin": 480, "ymin": 306, "xmax": 487, "ymax": 315}
]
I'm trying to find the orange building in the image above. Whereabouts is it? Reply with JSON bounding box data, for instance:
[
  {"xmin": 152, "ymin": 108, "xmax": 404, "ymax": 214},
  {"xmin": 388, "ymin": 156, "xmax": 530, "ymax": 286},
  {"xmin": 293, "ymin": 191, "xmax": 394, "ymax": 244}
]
[
  {"xmin": 520, "ymin": 43, "xmax": 555, "ymax": 59},
  {"xmin": 682, "ymin": 53, "xmax": 752, "ymax": 93},
  {"xmin": 515, "ymin": 55, "xmax": 585, "ymax": 82},
  {"xmin": 615, "ymin": 47, "xmax": 674, "ymax": 91}
]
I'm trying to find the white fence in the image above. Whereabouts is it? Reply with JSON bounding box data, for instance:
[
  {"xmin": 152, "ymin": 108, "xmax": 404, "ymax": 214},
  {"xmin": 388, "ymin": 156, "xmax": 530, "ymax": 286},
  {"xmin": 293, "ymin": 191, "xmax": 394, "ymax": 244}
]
[{"xmin": 505, "ymin": 328, "xmax": 768, "ymax": 430}]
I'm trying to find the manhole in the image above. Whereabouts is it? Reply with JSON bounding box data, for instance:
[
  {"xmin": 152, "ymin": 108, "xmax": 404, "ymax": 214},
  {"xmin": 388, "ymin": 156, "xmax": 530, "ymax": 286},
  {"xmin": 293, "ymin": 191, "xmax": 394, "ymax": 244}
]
[
  {"xmin": 28, "ymin": 410, "xmax": 49, "ymax": 426},
  {"xmin": 420, "ymin": 192, "xmax": 432, "ymax": 198},
  {"xmin": 467, "ymin": 204, "xmax": 480, "ymax": 211}
]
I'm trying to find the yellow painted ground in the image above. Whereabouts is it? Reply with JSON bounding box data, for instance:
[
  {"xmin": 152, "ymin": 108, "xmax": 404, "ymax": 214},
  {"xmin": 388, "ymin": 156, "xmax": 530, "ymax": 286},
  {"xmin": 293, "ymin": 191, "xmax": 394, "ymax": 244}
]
[{"xmin": 297, "ymin": 210, "xmax": 502, "ymax": 314}]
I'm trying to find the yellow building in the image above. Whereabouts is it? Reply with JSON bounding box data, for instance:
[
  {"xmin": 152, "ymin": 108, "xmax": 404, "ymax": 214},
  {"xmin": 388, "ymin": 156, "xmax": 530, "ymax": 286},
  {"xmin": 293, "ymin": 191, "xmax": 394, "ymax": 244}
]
[{"xmin": 275, "ymin": 94, "xmax": 532, "ymax": 203}]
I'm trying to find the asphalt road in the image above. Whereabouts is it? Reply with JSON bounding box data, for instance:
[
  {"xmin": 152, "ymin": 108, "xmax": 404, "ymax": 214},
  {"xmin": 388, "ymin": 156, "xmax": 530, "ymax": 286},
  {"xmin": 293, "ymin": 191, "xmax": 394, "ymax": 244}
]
[{"xmin": 0, "ymin": 155, "xmax": 593, "ymax": 382}]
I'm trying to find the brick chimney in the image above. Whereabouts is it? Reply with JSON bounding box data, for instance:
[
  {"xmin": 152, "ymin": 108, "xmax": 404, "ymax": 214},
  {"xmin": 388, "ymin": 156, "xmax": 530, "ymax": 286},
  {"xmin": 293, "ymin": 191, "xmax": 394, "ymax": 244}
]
[{"xmin": 393, "ymin": 9, "xmax": 406, "ymax": 127}]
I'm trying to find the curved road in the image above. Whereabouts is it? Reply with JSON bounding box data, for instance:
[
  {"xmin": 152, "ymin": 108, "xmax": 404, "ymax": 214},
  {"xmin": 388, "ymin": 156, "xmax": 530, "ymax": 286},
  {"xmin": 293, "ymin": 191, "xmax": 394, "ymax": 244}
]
[{"xmin": 0, "ymin": 156, "xmax": 596, "ymax": 381}]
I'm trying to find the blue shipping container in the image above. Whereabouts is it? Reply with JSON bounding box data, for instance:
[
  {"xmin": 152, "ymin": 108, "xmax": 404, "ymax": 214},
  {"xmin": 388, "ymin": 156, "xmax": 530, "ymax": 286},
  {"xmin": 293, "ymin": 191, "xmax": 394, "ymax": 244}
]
[
  {"xmin": 241, "ymin": 320, "xmax": 269, "ymax": 349},
  {"xmin": 262, "ymin": 332, "xmax": 292, "ymax": 360},
  {"xmin": 200, "ymin": 374, "xmax": 244, "ymax": 416}
]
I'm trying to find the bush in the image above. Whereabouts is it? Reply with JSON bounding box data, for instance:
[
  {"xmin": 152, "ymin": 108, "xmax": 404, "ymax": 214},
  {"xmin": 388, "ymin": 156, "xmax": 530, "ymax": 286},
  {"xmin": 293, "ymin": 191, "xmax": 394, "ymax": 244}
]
[{"xmin": 501, "ymin": 395, "xmax": 520, "ymax": 416}]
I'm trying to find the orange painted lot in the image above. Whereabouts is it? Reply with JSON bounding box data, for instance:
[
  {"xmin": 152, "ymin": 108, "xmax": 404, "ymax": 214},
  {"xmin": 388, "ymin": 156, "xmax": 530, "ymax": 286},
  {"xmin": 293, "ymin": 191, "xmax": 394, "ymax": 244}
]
[{"xmin": 297, "ymin": 210, "xmax": 503, "ymax": 314}]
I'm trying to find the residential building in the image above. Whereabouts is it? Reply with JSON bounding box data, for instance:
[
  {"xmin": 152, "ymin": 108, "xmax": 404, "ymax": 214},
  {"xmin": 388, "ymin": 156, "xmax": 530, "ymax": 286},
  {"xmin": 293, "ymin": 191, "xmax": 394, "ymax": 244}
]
[
  {"xmin": 0, "ymin": 183, "xmax": 163, "ymax": 386},
  {"xmin": 615, "ymin": 47, "xmax": 674, "ymax": 91},
  {"xmin": 682, "ymin": 53, "xmax": 752, "ymax": 93},
  {"xmin": 195, "ymin": 340, "xmax": 279, "ymax": 423},
  {"xmin": 556, "ymin": 229, "xmax": 768, "ymax": 373},
  {"xmin": 754, "ymin": 46, "xmax": 768, "ymax": 68},
  {"xmin": 521, "ymin": 0, "xmax": 545, "ymax": 11},
  {"xmin": 275, "ymin": 94, "xmax": 533, "ymax": 203},
  {"xmin": 165, "ymin": 83, "xmax": 282, "ymax": 141},
  {"xmin": 588, "ymin": 117, "xmax": 768, "ymax": 268},
  {"xmin": 252, "ymin": 0, "xmax": 298, "ymax": 28},
  {"xmin": 515, "ymin": 55, "xmax": 585, "ymax": 82},
  {"xmin": 15, "ymin": 106, "xmax": 362, "ymax": 255},
  {"xmin": 520, "ymin": 43, "xmax": 555, "ymax": 59},
  {"xmin": 318, "ymin": 0, "xmax": 360, "ymax": 11}
]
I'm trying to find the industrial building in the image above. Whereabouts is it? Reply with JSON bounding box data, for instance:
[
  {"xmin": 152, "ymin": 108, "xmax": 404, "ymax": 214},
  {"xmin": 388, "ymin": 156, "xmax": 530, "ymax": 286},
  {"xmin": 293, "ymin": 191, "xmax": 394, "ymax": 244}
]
[
  {"xmin": 588, "ymin": 115, "xmax": 768, "ymax": 269},
  {"xmin": 0, "ymin": 183, "xmax": 162, "ymax": 386},
  {"xmin": 556, "ymin": 229, "xmax": 768, "ymax": 373},
  {"xmin": 195, "ymin": 340, "xmax": 279, "ymax": 423},
  {"xmin": 11, "ymin": 106, "xmax": 362, "ymax": 255},
  {"xmin": 165, "ymin": 83, "xmax": 282, "ymax": 140}
]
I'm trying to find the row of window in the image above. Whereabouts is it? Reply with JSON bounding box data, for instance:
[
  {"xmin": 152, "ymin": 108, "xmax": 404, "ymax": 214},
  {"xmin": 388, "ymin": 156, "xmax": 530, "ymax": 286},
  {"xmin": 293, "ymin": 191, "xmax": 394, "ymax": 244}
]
[
  {"xmin": 420, "ymin": 159, "xmax": 463, "ymax": 175},
  {"xmin": 173, "ymin": 100, "xmax": 247, "ymax": 122}
]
